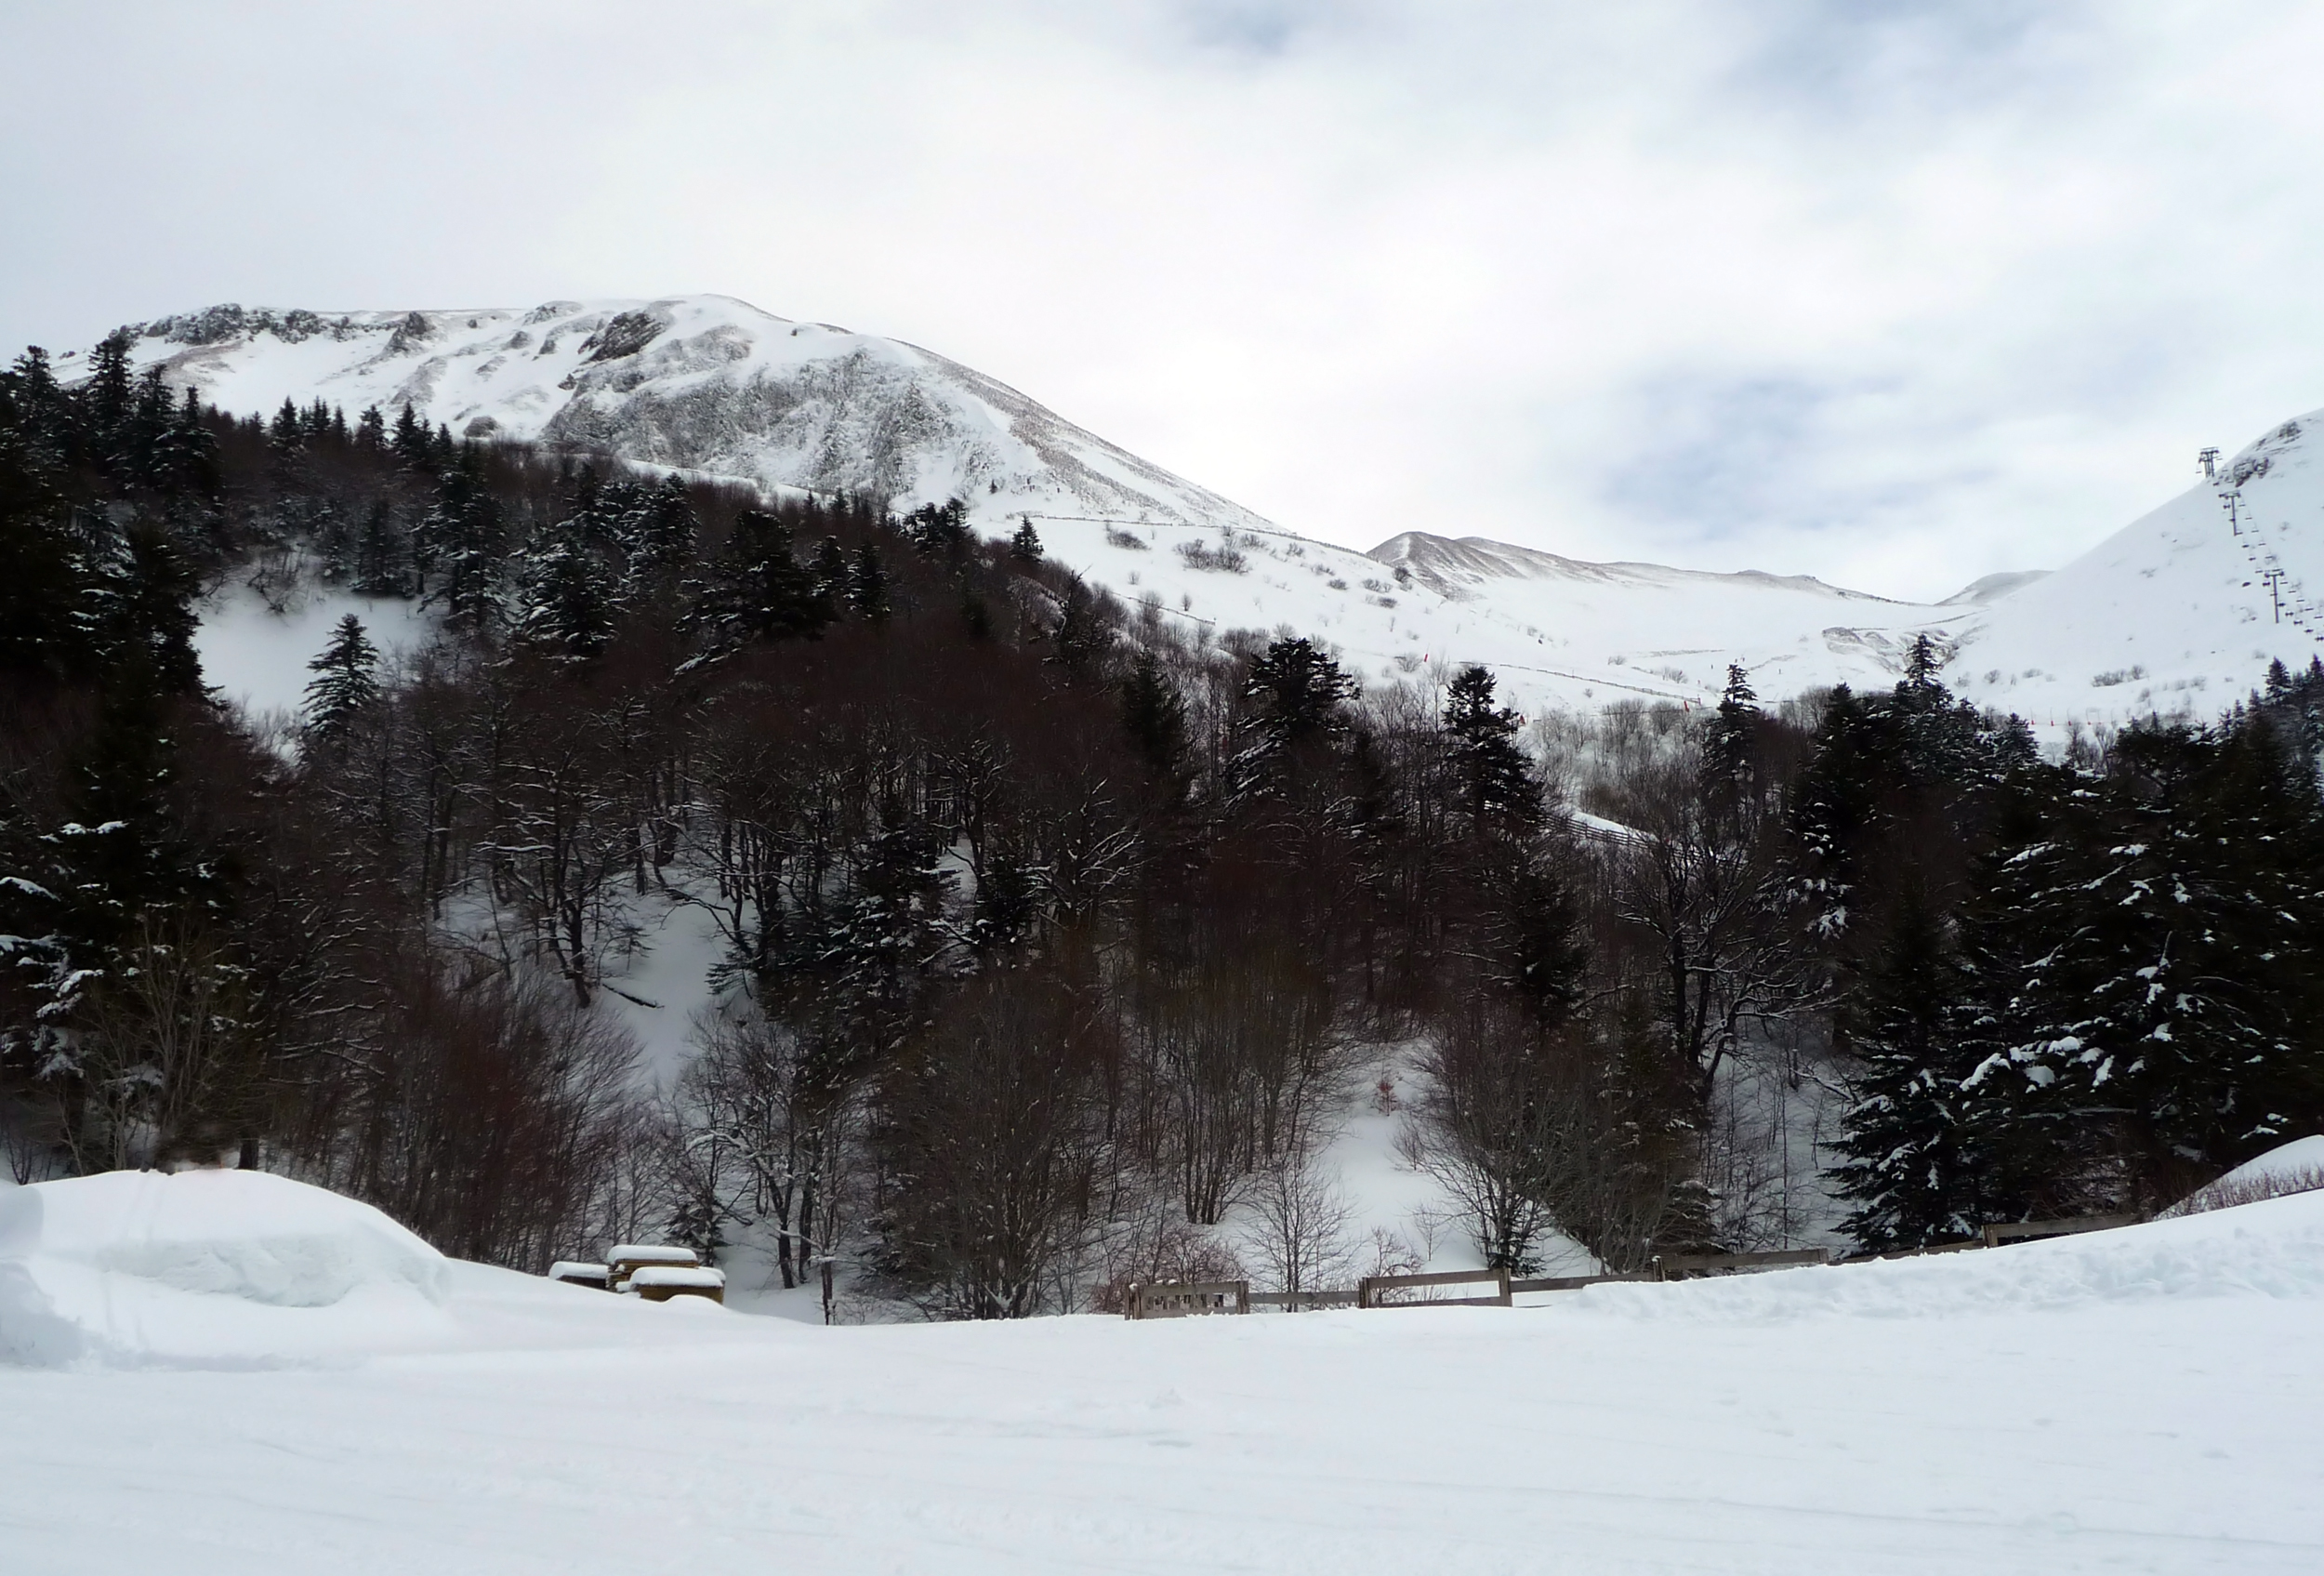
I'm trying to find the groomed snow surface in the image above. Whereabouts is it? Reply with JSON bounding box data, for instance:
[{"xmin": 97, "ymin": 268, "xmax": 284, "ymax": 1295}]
[{"xmin": 4, "ymin": 1169, "xmax": 2320, "ymax": 1573}]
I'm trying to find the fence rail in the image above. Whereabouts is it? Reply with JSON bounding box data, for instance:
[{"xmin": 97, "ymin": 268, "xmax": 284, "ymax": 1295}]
[
  {"xmin": 1510, "ymin": 1271, "xmax": 1657, "ymax": 1292},
  {"xmin": 1126, "ymin": 1212, "xmax": 2150, "ymax": 1322},
  {"xmin": 1653, "ymin": 1248, "xmax": 1830, "ymax": 1280},
  {"xmin": 1248, "ymin": 1289, "xmax": 1358, "ymax": 1309},
  {"xmin": 1358, "ymin": 1268, "xmax": 1512, "ymax": 1308},
  {"xmin": 1983, "ymin": 1212, "xmax": 2146, "ymax": 1248}
]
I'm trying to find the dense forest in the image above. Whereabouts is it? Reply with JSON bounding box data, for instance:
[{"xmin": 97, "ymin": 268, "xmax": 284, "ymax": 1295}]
[{"xmin": 5, "ymin": 331, "xmax": 2321, "ymax": 1316}]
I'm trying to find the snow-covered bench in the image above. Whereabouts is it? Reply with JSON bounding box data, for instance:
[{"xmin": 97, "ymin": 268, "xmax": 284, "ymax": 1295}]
[
  {"xmin": 625, "ymin": 1265, "xmax": 726, "ymax": 1305},
  {"xmin": 605, "ymin": 1244, "xmax": 699, "ymax": 1291}
]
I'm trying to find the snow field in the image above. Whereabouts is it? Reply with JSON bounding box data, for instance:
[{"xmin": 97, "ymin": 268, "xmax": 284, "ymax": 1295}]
[{"xmin": 3, "ymin": 1174, "xmax": 2320, "ymax": 1573}]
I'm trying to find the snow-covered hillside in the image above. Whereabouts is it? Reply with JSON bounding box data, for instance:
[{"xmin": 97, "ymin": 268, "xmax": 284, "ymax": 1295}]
[
  {"xmin": 1951, "ymin": 416, "xmax": 2324, "ymax": 730},
  {"xmin": 103, "ymin": 296, "xmax": 1274, "ymax": 534},
  {"xmin": 5, "ymin": 1168, "xmax": 2320, "ymax": 1572},
  {"xmin": 91, "ymin": 296, "xmax": 2324, "ymax": 730}
]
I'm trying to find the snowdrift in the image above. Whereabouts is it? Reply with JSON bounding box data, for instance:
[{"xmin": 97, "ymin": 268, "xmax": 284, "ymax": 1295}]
[
  {"xmin": 2162, "ymin": 1133, "xmax": 2324, "ymax": 1218},
  {"xmin": 0, "ymin": 1169, "xmax": 454, "ymax": 1368},
  {"xmin": 1573, "ymin": 1189, "xmax": 2324, "ymax": 1324}
]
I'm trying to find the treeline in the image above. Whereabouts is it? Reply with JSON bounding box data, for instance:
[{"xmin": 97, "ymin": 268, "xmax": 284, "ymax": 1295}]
[{"xmin": 4, "ymin": 330, "xmax": 2320, "ymax": 1315}]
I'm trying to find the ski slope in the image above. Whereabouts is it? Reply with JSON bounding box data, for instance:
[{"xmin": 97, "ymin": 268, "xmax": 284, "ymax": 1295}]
[
  {"xmin": 3, "ymin": 1169, "xmax": 2319, "ymax": 1573},
  {"xmin": 1955, "ymin": 414, "xmax": 2324, "ymax": 730}
]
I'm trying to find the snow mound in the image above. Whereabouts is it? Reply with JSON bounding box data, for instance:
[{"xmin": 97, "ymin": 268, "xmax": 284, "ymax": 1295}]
[
  {"xmin": 2163, "ymin": 1134, "xmax": 2324, "ymax": 1218},
  {"xmin": 0, "ymin": 1170, "xmax": 453, "ymax": 1369},
  {"xmin": 1570, "ymin": 1189, "xmax": 2324, "ymax": 1325}
]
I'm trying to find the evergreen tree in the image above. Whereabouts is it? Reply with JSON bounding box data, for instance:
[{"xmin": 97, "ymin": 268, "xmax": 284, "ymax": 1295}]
[
  {"xmin": 1698, "ymin": 663, "xmax": 1759, "ymax": 830},
  {"xmin": 78, "ymin": 329, "xmax": 136, "ymax": 461},
  {"xmin": 620, "ymin": 475, "xmax": 695, "ymax": 598},
  {"xmin": 390, "ymin": 403, "xmax": 430, "ymax": 469},
  {"xmin": 850, "ymin": 540, "xmax": 890, "ymax": 620},
  {"xmin": 350, "ymin": 498, "xmax": 404, "ymax": 595},
  {"xmin": 1972, "ymin": 719, "xmax": 2324, "ymax": 1203},
  {"xmin": 809, "ymin": 536, "xmax": 851, "ymax": 613},
  {"xmin": 302, "ymin": 616, "xmax": 381, "ymax": 741},
  {"xmin": 513, "ymin": 522, "xmax": 615, "ymax": 659},
  {"xmin": 1243, "ymin": 636, "xmax": 1357, "ymax": 748},
  {"xmin": 695, "ymin": 509, "xmax": 830, "ymax": 647},
  {"xmin": 1121, "ymin": 652, "xmax": 1189, "ymax": 784},
  {"xmin": 1828, "ymin": 884, "xmax": 1981, "ymax": 1248},
  {"xmin": 1009, "ymin": 518, "xmax": 1042, "ymax": 563},
  {"xmin": 1443, "ymin": 664, "xmax": 1536, "ymax": 828},
  {"xmin": 414, "ymin": 449, "xmax": 505, "ymax": 628}
]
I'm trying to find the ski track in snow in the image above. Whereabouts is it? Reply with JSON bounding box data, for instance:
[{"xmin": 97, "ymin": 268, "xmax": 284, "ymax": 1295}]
[{"xmin": 3, "ymin": 1177, "xmax": 2320, "ymax": 1574}]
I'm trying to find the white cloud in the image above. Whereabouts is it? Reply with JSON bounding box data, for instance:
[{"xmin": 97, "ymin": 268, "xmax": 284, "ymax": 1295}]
[{"xmin": 7, "ymin": 1, "xmax": 2324, "ymax": 598}]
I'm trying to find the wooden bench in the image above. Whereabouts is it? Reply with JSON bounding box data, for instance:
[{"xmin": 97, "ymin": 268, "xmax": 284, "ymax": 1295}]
[
  {"xmin": 605, "ymin": 1244, "xmax": 700, "ymax": 1291},
  {"xmin": 626, "ymin": 1265, "xmax": 726, "ymax": 1305}
]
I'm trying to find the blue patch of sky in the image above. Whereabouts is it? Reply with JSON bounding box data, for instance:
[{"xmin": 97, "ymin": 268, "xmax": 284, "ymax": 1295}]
[
  {"xmin": 1592, "ymin": 370, "xmax": 1991, "ymax": 550},
  {"xmin": 1720, "ymin": 0, "xmax": 2104, "ymax": 130}
]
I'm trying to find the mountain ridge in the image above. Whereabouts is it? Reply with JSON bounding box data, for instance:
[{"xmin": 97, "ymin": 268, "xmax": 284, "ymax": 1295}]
[{"xmin": 83, "ymin": 292, "xmax": 2324, "ymax": 734}]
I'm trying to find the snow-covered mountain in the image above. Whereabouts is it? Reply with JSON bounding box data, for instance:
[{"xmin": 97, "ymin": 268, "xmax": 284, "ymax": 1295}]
[
  {"xmin": 109, "ymin": 296, "xmax": 1272, "ymax": 532},
  {"xmin": 1944, "ymin": 415, "xmax": 2324, "ymax": 731},
  {"xmin": 99, "ymin": 295, "xmax": 2324, "ymax": 731}
]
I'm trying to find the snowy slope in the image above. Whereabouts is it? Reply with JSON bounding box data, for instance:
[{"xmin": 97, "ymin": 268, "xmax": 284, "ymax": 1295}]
[
  {"xmin": 4, "ymin": 1173, "xmax": 2319, "ymax": 1572},
  {"xmin": 86, "ymin": 295, "xmax": 1971, "ymax": 716},
  {"xmin": 95, "ymin": 297, "xmax": 2324, "ymax": 728},
  {"xmin": 107, "ymin": 296, "xmax": 1274, "ymax": 532},
  {"xmin": 1949, "ymin": 415, "xmax": 2324, "ymax": 729}
]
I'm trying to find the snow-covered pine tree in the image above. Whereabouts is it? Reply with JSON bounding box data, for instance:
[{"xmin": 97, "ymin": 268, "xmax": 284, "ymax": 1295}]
[
  {"xmin": 850, "ymin": 540, "xmax": 890, "ymax": 620},
  {"xmin": 689, "ymin": 509, "xmax": 831, "ymax": 651},
  {"xmin": 302, "ymin": 615, "xmax": 381, "ymax": 741},
  {"xmin": 619, "ymin": 475, "xmax": 695, "ymax": 600},
  {"xmin": 1009, "ymin": 518, "xmax": 1042, "ymax": 563},
  {"xmin": 1829, "ymin": 885, "xmax": 1980, "ymax": 1249},
  {"xmin": 414, "ymin": 449, "xmax": 505, "ymax": 629},
  {"xmin": 390, "ymin": 403, "xmax": 430, "ymax": 470},
  {"xmin": 1698, "ymin": 662, "xmax": 1759, "ymax": 832},
  {"xmin": 511, "ymin": 521, "xmax": 615, "ymax": 660},
  {"xmin": 350, "ymin": 498, "xmax": 404, "ymax": 595},
  {"xmin": 809, "ymin": 536, "xmax": 851, "ymax": 615},
  {"xmin": 77, "ymin": 330, "xmax": 135, "ymax": 462}
]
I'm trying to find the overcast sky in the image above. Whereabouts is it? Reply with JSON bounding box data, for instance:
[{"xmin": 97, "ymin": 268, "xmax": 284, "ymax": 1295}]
[{"xmin": 7, "ymin": 2, "xmax": 2324, "ymax": 600}]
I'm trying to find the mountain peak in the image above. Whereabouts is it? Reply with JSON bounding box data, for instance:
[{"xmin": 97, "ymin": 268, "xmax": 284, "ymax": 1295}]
[{"xmin": 123, "ymin": 295, "xmax": 1271, "ymax": 533}]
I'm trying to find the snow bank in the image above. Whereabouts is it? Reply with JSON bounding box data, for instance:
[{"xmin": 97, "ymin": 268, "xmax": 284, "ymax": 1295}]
[
  {"xmin": 0, "ymin": 1169, "xmax": 453, "ymax": 1369},
  {"xmin": 1569, "ymin": 1190, "xmax": 2324, "ymax": 1324},
  {"xmin": 2202, "ymin": 1133, "xmax": 2324, "ymax": 1193},
  {"xmin": 2162, "ymin": 1134, "xmax": 2324, "ymax": 1218}
]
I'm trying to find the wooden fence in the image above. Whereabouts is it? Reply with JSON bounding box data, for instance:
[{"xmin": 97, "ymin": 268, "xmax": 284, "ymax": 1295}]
[
  {"xmin": 1653, "ymin": 1248, "xmax": 1830, "ymax": 1280},
  {"xmin": 1127, "ymin": 1280, "xmax": 1249, "ymax": 1318},
  {"xmin": 1125, "ymin": 1213, "xmax": 2151, "ymax": 1320},
  {"xmin": 1249, "ymin": 1289, "xmax": 1358, "ymax": 1310},
  {"xmin": 1982, "ymin": 1211, "xmax": 2145, "ymax": 1248},
  {"xmin": 1358, "ymin": 1268, "xmax": 1512, "ymax": 1308}
]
